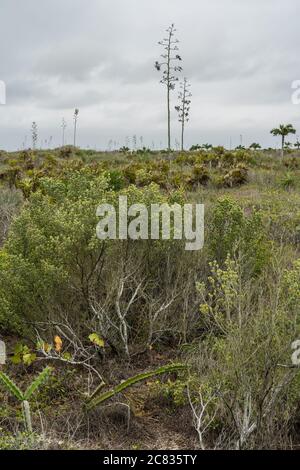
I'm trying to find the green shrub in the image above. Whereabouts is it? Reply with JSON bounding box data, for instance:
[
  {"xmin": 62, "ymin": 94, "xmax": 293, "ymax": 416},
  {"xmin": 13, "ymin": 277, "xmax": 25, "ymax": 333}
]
[
  {"xmin": 187, "ymin": 164, "xmax": 210, "ymax": 188},
  {"xmin": 58, "ymin": 146, "xmax": 73, "ymax": 159},
  {"xmin": 0, "ymin": 171, "xmax": 196, "ymax": 352},
  {"xmin": 222, "ymin": 164, "xmax": 248, "ymax": 187},
  {"xmin": 280, "ymin": 173, "xmax": 295, "ymax": 191},
  {"xmin": 0, "ymin": 432, "xmax": 43, "ymax": 450},
  {"xmin": 283, "ymin": 157, "xmax": 299, "ymax": 170},
  {"xmin": 105, "ymin": 170, "xmax": 125, "ymax": 190},
  {"xmin": 208, "ymin": 197, "xmax": 270, "ymax": 275}
]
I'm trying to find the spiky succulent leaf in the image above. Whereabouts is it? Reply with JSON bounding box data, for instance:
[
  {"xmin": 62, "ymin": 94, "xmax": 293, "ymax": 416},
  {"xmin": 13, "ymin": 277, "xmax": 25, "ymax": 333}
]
[
  {"xmin": 24, "ymin": 367, "xmax": 52, "ymax": 400},
  {"xmin": 0, "ymin": 371, "xmax": 24, "ymax": 401},
  {"xmin": 86, "ymin": 363, "xmax": 187, "ymax": 411}
]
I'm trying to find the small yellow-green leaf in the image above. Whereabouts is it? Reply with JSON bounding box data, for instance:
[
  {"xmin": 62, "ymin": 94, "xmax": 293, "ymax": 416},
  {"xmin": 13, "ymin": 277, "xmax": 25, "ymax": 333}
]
[
  {"xmin": 23, "ymin": 353, "xmax": 36, "ymax": 366},
  {"xmin": 62, "ymin": 352, "xmax": 72, "ymax": 361},
  {"xmin": 11, "ymin": 355, "xmax": 21, "ymax": 365},
  {"xmin": 89, "ymin": 333, "xmax": 105, "ymax": 348},
  {"xmin": 14, "ymin": 344, "xmax": 23, "ymax": 354}
]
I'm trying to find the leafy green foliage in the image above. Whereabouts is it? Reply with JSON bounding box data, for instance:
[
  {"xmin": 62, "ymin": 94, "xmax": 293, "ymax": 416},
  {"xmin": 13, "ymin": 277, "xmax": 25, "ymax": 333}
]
[
  {"xmin": 11, "ymin": 344, "xmax": 37, "ymax": 366},
  {"xmin": 208, "ymin": 197, "xmax": 270, "ymax": 275},
  {"xmin": 89, "ymin": 333, "xmax": 105, "ymax": 348}
]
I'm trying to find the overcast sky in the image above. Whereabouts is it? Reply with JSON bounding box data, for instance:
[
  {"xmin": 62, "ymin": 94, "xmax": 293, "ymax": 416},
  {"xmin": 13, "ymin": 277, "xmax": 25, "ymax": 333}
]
[{"xmin": 0, "ymin": 0, "xmax": 300, "ymax": 150}]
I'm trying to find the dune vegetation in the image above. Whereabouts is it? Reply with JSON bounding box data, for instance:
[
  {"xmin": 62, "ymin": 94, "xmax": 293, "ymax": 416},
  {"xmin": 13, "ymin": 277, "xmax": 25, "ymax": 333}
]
[{"xmin": 0, "ymin": 144, "xmax": 300, "ymax": 449}]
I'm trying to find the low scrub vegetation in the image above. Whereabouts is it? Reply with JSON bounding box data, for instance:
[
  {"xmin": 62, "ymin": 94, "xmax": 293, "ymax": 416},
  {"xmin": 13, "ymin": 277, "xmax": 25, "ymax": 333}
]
[{"xmin": 1, "ymin": 147, "xmax": 300, "ymax": 449}]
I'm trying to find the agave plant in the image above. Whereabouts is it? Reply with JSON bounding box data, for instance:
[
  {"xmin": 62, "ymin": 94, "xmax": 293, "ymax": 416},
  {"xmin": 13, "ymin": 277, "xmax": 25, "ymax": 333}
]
[{"xmin": 0, "ymin": 367, "xmax": 52, "ymax": 433}]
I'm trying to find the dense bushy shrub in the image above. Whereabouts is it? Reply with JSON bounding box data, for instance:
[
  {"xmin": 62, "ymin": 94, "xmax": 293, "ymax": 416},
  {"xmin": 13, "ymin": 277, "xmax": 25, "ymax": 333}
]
[
  {"xmin": 105, "ymin": 169, "xmax": 126, "ymax": 191},
  {"xmin": 186, "ymin": 251, "xmax": 300, "ymax": 449},
  {"xmin": 58, "ymin": 146, "xmax": 73, "ymax": 159},
  {"xmin": 208, "ymin": 197, "xmax": 270, "ymax": 275},
  {"xmin": 187, "ymin": 164, "xmax": 210, "ymax": 188},
  {"xmin": 222, "ymin": 164, "xmax": 248, "ymax": 187},
  {"xmin": 0, "ymin": 170, "xmax": 199, "ymax": 352}
]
